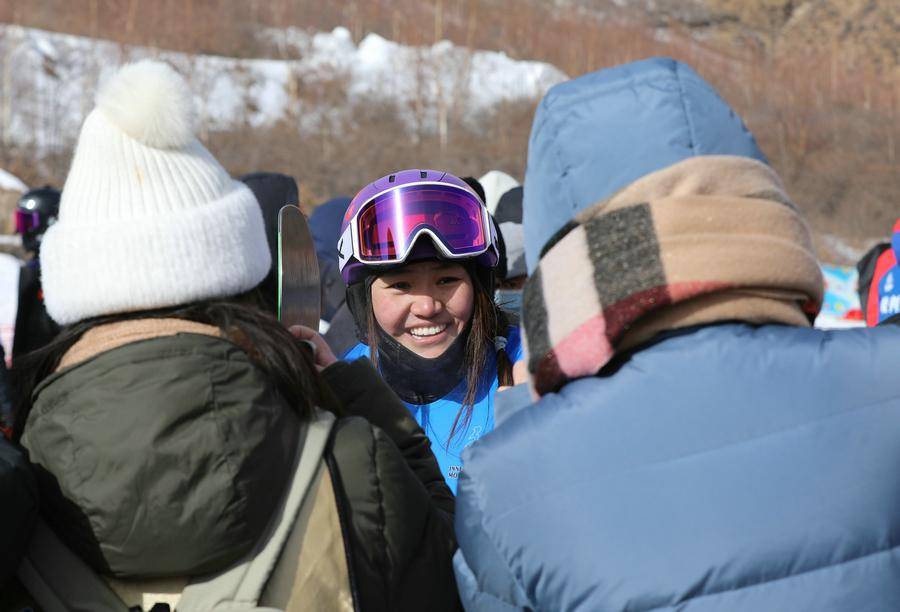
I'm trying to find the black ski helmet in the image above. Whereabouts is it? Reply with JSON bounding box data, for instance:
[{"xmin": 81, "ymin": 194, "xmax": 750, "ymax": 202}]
[{"xmin": 15, "ymin": 186, "xmax": 60, "ymax": 253}]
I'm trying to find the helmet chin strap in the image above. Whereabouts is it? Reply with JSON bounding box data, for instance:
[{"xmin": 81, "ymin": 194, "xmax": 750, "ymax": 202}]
[
  {"xmin": 374, "ymin": 322, "xmax": 470, "ymax": 405},
  {"xmin": 345, "ymin": 280, "xmax": 370, "ymax": 344}
]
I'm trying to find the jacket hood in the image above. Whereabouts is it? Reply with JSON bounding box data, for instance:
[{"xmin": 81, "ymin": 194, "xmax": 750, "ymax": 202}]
[{"xmin": 523, "ymin": 57, "xmax": 765, "ymax": 271}]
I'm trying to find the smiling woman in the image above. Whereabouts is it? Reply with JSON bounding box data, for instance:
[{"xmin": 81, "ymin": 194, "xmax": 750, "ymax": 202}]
[
  {"xmin": 339, "ymin": 170, "xmax": 524, "ymax": 493},
  {"xmin": 371, "ymin": 261, "xmax": 474, "ymax": 357}
]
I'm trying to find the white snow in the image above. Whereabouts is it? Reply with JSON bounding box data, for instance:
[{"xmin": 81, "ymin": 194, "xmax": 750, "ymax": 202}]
[
  {"xmin": 272, "ymin": 26, "xmax": 567, "ymax": 130},
  {"xmin": 0, "ymin": 24, "xmax": 568, "ymax": 156},
  {"xmin": 32, "ymin": 33, "xmax": 58, "ymax": 60},
  {"xmin": 0, "ymin": 253, "xmax": 19, "ymax": 363},
  {"xmin": 0, "ymin": 169, "xmax": 27, "ymax": 193}
]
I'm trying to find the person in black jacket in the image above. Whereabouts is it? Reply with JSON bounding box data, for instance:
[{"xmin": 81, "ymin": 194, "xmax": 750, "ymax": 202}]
[
  {"xmin": 12, "ymin": 186, "xmax": 61, "ymax": 359},
  {"xmin": 14, "ymin": 59, "xmax": 460, "ymax": 611},
  {"xmin": 239, "ymin": 171, "xmax": 300, "ymax": 315},
  {"xmin": 857, "ymin": 217, "xmax": 900, "ymax": 326},
  {"xmin": 0, "ymin": 436, "xmax": 37, "ymax": 595},
  {"xmin": 309, "ymin": 196, "xmax": 360, "ymax": 356},
  {"xmin": 0, "ymin": 345, "xmax": 14, "ymax": 438}
]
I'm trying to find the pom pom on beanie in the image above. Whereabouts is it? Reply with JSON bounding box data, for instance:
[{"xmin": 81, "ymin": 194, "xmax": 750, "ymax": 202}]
[{"xmin": 96, "ymin": 60, "xmax": 196, "ymax": 149}]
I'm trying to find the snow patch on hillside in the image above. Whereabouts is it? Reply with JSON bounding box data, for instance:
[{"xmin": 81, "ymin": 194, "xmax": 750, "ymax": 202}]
[
  {"xmin": 0, "ymin": 169, "xmax": 27, "ymax": 193},
  {"xmin": 270, "ymin": 27, "xmax": 566, "ymax": 111},
  {"xmin": 0, "ymin": 24, "xmax": 567, "ymax": 155}
]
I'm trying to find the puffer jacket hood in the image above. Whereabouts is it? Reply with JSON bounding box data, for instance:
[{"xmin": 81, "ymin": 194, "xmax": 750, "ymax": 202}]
[
  {"xmin": 21, "ymin": 325, "xmax": 301, "ymax": 578},
  {"xmin": 522, "ymin": 56, "xmax": 765, "ymax": 271}
]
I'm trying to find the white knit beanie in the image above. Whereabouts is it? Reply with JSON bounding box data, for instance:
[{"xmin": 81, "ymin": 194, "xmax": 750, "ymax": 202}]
[{"xmin": 41, "ymin": 60, "xmax": 271, "ymax": 325}]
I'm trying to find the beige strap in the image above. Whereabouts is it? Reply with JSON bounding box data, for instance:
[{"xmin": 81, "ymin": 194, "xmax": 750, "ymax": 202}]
[
  {"xmin": 58, "ymin": 318, "xmax": 221, "ymax": 372},
  {"xmin": 261, "ymin": 463, "xmax": 354, "ymax": 611}
]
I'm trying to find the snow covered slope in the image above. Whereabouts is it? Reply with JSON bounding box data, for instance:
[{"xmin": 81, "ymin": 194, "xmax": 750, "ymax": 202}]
[
  {"xmin": 0, "ymin": 169, "xmax": 27, "ymax": 193},
  {"xmin": 0, "ymin": 24, "xmax": 567, "ymax": 155}
]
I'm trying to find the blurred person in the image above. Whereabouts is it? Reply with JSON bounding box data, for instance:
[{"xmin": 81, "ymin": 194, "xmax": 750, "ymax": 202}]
[
  {"xmin": 0, "ymin": 434, "xmax": 37, "ymax": 596},
  {"xmin": 323, "ymin": 289, "xmax": 360, "ymax": 356},
  {"xmin": 492, "ymin": 185, "xmax": 523, "ymax": 225},
  {"xmin": 310, "ymin": 197, "xmax": 351, "ymax": 266},
  {"xmin": 12, "ymin": 186, "xmax": 61, "ymax": 359},
  {"xmin": 857, "ymin": 218, "xmax": 900, "ymax": 326},
  {"xmin": 494, "ymin": 222, "xmax": 526, "ymax": 317},
  {"xmin": 857, "ymin": 241, "xmax": 891, "ymax": 319},
  {"xmin": 238, "ymin": 176, "xmax": 360, "ymax": 353},
  {"xmin": 12, "ymin": 60, "xmax": 460, "ymax": 612},
  {"xmin": 477, "ymin": 170, "xmax": 519, "ymax": 215},
  {"xmin": 461, "ymin": 176, "xmax": 486, "ymax": 205},
  {"xmin": 239, "ymin": 171, "xmax": 301, "ymax": 315},
  {"xmin": 462, "ymin": 176, "xmax": 517, "ymax": 299},
  {"xmin": 0, "ymin": 345, "xmax": 13, "ymax": 438},
  {"xmin": 0, "ymin": 252, "xmax": 19, "ymax": 362},
  {"xmin": 339, "ymin": 170, "xmax": 524, "ymax": 493},
  {"xmin": 454, "ymin": 57, "xmax": 900, "ymax": 610},
  {"xmin": 307, "ymin": 196, "xmax": 364, "ymax": 355},
  {"xmin": 309, "ymin": 196, "xmax": 352, "ymax": 323},
  {"xmin": 463, "ymin": 175, "xmax": 524, "ymax": 310},
  {"xmin": 492, "ymin": 186, "xmax": 526, "ymax": 316}
]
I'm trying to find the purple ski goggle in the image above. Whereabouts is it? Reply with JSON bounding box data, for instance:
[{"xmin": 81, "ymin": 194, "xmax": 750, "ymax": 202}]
[
  {"xmin": 338, "ymin": 182, "xmax": 498, "ymax": 270},
  {"xmin": 14, "ymin": 210, "xmax": 42, "ymax": 235}
]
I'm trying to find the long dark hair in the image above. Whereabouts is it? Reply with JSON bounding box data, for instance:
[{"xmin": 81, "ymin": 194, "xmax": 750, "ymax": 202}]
[
  {"xmin": 12, "ymin": 289, "xmax": 338, "ymax": 441},
  {"xmin": 365, "ymin": 265, "xmax": 514, "ymax": 442}
]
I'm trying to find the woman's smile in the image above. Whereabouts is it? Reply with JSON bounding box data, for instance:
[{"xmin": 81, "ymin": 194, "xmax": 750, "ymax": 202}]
[{"xmin": 409, "ymin": 323, "xmax": 449, "ymax": 340}]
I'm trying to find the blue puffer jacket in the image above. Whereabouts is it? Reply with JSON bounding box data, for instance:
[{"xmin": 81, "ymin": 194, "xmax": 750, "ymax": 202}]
[
  {"xmin": 454, "ymin": 323, "xmax": 900, "ymax": 610},
  {"xmin": 454, "ymin": 57, "xmax": 900, "ymax": 611}
]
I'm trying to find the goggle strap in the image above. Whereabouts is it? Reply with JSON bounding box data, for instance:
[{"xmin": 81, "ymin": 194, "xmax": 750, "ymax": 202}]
[{"xmin": 337, "ymin": 224, "xmax": 355, "ymax": 272}]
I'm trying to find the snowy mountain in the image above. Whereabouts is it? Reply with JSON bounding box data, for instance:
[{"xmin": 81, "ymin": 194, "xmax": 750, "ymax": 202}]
[
  {"xmin": 0, "ymin": 169, "xmax": 26, "ymax": 193},
  {"xmin": 0, "ymin": 24, "xmax": 567, "ymax": 157}
]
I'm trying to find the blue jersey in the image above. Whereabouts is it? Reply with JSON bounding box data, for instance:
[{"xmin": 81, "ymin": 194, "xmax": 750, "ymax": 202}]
[
  {"xmin": 343, "ymin": 326, "xmax": 523, "ymax": 494},
  {"xmin": 877, "ymin": 264, "xmax": 900, "ymax": 323}
]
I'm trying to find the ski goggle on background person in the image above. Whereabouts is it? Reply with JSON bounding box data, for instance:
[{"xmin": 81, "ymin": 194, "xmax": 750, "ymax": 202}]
[
  {"xmin": 14, "ymin": 209, "xmax": 43, "ymax": 235},
  {"xmin": 338, "ymin": 174, "xmax": 499, "ymax": 284}
]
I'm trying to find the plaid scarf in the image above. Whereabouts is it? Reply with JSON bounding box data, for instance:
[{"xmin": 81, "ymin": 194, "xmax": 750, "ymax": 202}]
[{"xmin": 522, "ymin": 156, "xmax": 824, "ymax": 396}]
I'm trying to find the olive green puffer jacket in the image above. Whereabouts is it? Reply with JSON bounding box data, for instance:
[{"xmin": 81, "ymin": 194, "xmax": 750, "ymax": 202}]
[{"xmin": 21, "ymin": 319, "xmax": 460, "ymax": 611}]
